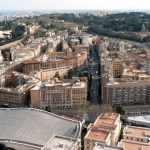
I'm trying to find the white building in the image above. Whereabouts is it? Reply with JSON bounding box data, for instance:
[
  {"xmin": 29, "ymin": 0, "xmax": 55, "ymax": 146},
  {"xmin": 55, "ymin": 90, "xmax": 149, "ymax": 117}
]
[{"xmin": 41, "ymin": 135, "xmax": 81, "ymax": 150}]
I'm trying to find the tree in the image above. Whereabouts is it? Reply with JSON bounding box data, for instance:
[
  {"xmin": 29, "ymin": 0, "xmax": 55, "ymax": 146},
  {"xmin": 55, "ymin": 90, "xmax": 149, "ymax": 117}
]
[
  {"xmin": 113, "ymin": 105, "xmax": 125, "ymax": 115},
  {"xmin": 33, "ymin": 29, "xmax": 46, "ymax": 38},
  {"xmin": 12, "ymin": 25, "xmax": 25, "ymax": 39},
  {"xmin": 67, "ymin": 69, "xmax": 77, "ymax": 79}
]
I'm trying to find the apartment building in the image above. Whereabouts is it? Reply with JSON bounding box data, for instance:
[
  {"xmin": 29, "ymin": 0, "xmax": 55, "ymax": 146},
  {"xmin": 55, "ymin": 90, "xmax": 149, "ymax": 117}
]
[
  {"xmin": 93, "ymin": 113, "xmax": 121, "ymax": 145},
  {"xmin": 73, "ymin": 45, "xmax": 89, "ymax": 54},
  {"xmin": 48, "ymin": 51, "xmax": 66, "ymax": 57},
  {"xmin": 103, "ymin": 81, "xmax": 150, "ymax": 105},
  {"xmin": 123, "ymin": 126, "xmax": 150, "ymax": 144},
  {"xmin": 23, "ymin": 52, "xmax": 87, "ymax": 74},
  {"xmin": 34, "ymin": 66, "xmax": 71, "ymax": 81},
  {"xmin": 64, "ymin": 52, "xmax": 87, "ymax": 68},
  {"xmin": 146, "ymin": 58, "xmax": 150, "ymax": 75},
  {"xmin": 31, "ymin": 77, "xmax": 87, "ymax": 109},
  {"xmin": 118, "ymin": 140, "xmax": 150, "ymax": 150},
  {"xmin": 25, "ymin": 23, "xmax": 40, "ymax": 34},
  {"xmin": 116, "ymin": 124, "xmax": 150, "ymax": 150},
  {"xmin": 0, "ymin": 72, "xmax": 39, "ymax": 107},
  {"xmin": 108, "ymin": 40, "xmax": 124, "ymax": 51},
  {"xmin": 121, "ymin": 66, "xmax": 150, "ymax": 82},
  {"xmin": 84, "ymin": 129, "xmax": 111, "ymax": 150},
  {"xmin": 84, "ymin": 113, "xmax": 121, "ymax": 150},
  {"xmin": 23, "ymin": 59, "xmax": 66, "ymax": 74},
  {"xmin": 112, "ymin": 61, "xmax": 123, "ymax": 78}
]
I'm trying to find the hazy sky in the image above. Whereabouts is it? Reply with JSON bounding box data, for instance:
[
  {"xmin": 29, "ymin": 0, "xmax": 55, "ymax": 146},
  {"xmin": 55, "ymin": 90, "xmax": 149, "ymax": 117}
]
[{"xmin": 0, "ymin": 0, "xmax": 150, "ymax": 10}]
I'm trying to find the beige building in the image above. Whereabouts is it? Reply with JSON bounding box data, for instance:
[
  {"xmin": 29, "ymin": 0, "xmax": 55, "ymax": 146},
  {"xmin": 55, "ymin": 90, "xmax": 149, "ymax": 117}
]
[
  {"xmin": 84, "ymin": 113, "xmax": 121, "ymax": 150},
  {"xmin": 35, "ymin": 66, "xmax": 72, "ymax": 81},
  {"xmin": 23, "ymin": 52, "xmax": 87, "ymax": 74},
  {"xmin": 72, "ymin": 45, "xmax": 89, "ymax": 54},
  {"xmin": 121, "ymin": 66, "xmax": 150, "ymax": 82},
  {"xmin": 123, "ymin": 126, "xmax": 150, "ymax": 144},
  {"xmin": 112, "ymin": 61, "xmax": 123, "ymax": 78},
  {"xmin": 25, "ymin": 23, "xmax": 40, "ymax": 34},
  {"xmin": 84, "ymin": 129, "xmax": 111, "ymax": 150},
  {"xmin": 103, "ymin": 64, "xmax": 150, "ymax": 105},
  {"xmin": 31, "ymin": 78, "xmax": 87, "ymax": 109},
  {"xmin": 103, "ymin": 81, "xmax": 150, "ymax": 105},
  {"xmin": 117, "ymin": 125, "xmax": 150, "ymax": 150},
  {"xmin": 0, "ymin": 72, "xmax": 39, "ymax": 107},
  {"xmin": 23, "ymin": 59, "xmax": 66, "ymax": 74},
  {"xmin": 94, "ymin": 142, "xmax": 123, "ymax": 150},
  {"xmin": 118, "ymin": 140, "xmax": 150, "ymax": 150}
]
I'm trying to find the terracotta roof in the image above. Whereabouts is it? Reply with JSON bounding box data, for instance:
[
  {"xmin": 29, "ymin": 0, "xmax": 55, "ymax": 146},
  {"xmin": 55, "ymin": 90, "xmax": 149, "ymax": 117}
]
[
  {"xmin": 23, "ymin": 60, "xmax": 42, "ymax": 64},
  {"xmin": 86, "ymin": 128, "xmax": 110, "ymax": 141},
  {"xmin": 118, "ymin": 140, "xmax": 150, "ymax": 150},
  {"xmin": 124, "ymin": 126, "xmax": 150, "ymax": 138},
  {"xmin": 94, "ymin": 113, "xmax": 119, "ymax": 129}
]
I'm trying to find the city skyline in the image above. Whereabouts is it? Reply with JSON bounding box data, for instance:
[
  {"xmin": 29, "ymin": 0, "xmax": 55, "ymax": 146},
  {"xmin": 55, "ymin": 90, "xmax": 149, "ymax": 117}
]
[{"xmin": 0, "ymin": 0, "xmax": 150, "ymax": 11}]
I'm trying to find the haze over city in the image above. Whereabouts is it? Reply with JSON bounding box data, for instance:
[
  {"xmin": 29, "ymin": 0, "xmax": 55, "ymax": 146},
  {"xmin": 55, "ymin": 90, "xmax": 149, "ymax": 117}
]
[{"xmin": 0, "ymin": 0, "xmax": 150, "ymax": 11}]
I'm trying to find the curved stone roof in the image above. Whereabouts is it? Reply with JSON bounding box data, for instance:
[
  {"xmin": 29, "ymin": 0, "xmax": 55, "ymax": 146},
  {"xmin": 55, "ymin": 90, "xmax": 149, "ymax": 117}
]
[{"xmin": 0, "ymin": 108, "xmax": 81, "ymax": 147}]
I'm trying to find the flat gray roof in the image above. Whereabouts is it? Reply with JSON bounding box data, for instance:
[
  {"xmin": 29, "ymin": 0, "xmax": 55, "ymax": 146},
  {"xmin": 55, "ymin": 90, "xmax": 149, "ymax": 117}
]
[
  {"xmin": 0, "ymin": 140, "xmax": 41, "ymax": 150},
  {"xmin": 0, "ymin": 108, "xmax": 81, "ymax": 147},
  {"xmin": 128, "ymin": 115, "xmax": 150, "ymax": 124}
]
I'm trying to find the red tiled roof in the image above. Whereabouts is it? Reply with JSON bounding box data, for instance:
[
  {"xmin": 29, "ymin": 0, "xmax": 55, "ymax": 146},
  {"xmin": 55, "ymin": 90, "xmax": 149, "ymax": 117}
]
[
  {"xmin": 87, "ymin": 128, "xmax": 110, "ymax": 141},
  {"xmin": 23, "ymin": 60, "xmax": 42, "ymax": 64}
]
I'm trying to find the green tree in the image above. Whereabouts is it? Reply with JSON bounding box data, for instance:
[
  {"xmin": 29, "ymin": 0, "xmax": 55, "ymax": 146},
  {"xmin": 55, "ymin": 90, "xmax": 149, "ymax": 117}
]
[
  {"xmin": 12, "ymin": 25, "xmax": 25, "ymax": 39},
  {"xmin": 113, "ymin": 105, "xmax": 125, "ymax": 115},
  {"xmin": 68, "ymin": 69, "xmax": 78, "ymax": 79}
]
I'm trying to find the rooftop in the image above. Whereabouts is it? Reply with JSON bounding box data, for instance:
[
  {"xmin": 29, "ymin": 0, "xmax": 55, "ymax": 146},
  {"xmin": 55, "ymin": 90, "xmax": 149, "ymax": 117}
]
[
  {"xmin": 94, "ymin": 142, "xmax": 123, "ymax": 150},
  {"xmin": 39, "ymin": 78, "xmax": 86, "ymax": 89},
  {"xmin": 128, "ymin": 115, "xmax": 150, "ymax": 124},
  {"xmin": 118, "ymin": 140, "xmax": 150, "ymax": 150},
  {"xmin": 0, "ymin": 72, "xmax": 39, "ymax": 93},
  {"xmin": 123, "ymin": 126, "xmax": 150, "ymax": 138},
  {"xmin": 85, "ymin": 128, "xmax": 110, "ymax": 141},
  {"xmin": 23, "ymin": 60, "xmax": 42, "ymax": 64},
  {"xmin": 38, "ymin": 66, "xmax": 71, "ymax": 72},
  {"xmin": 42, "ymin": 135, "xmax": 79, "ymax": 150},
  {"xmin": 107, "ymin": 81, "xmax": 150, "ymax": 87},
  {"xmin": 94, "ymin": 113, "xmax": 119, "ymax": 129},
  {"xmin": 0, "ymin": 108, "xmax": 81, "ymax": 148}
]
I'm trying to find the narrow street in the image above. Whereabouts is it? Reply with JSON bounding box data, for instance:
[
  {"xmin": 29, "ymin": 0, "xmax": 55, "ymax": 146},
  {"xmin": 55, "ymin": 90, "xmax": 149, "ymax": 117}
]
[{"xmin": 89, "ymin": 45, "xmax": 100, "ymax": 105}]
